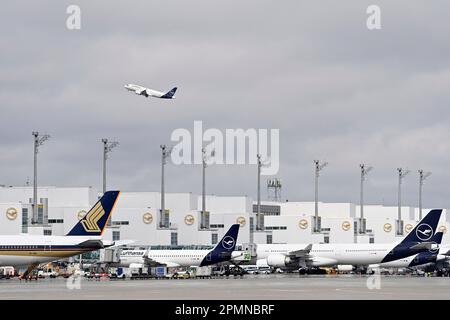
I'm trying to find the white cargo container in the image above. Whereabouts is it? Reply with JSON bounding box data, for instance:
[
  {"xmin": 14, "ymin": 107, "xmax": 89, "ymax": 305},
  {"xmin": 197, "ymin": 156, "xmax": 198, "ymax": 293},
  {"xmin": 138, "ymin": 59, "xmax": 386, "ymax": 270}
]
[{"xmin": 189, "ymin": 266, "xmax": 212, "ymax": 278}]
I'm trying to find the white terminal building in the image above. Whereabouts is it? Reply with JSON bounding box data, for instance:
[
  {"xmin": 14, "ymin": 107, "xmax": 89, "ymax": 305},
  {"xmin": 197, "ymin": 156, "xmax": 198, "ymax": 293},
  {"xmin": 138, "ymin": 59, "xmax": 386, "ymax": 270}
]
[{"xmin": 0, "ymin": 186, "xmax": 448, "ymax": 247}]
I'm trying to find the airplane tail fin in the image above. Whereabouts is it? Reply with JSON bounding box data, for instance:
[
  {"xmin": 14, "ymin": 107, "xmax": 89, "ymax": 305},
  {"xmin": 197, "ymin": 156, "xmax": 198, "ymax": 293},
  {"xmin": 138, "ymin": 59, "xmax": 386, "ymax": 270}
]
[
  {"xmin": 199, "ymin": 224, "xmax": 240, "ymax": 267},
  {"xmin": 432, "ymin": 231, "xmax": 444, "ymax": 245},
  {"xmin": 66, "ymin": 191, "xmax": 120, "ymax": 236},
  {"xmin": 160, "ymin": 87, "xmax": 177, "ymax": 99},
  {"xmin": 400, "ymin": 209, "xmax": 443, "ymax": 244},
  {"xmin": 213, "ymin": 224, "xmax": 240, "ymax": 253}
]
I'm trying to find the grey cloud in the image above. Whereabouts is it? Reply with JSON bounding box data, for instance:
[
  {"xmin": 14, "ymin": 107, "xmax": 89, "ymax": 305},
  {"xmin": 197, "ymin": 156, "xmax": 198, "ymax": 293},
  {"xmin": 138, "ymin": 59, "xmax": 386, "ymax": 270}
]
[{"xmin": 1, "ymin": 1, "xmax": 450, "ymax": 210}]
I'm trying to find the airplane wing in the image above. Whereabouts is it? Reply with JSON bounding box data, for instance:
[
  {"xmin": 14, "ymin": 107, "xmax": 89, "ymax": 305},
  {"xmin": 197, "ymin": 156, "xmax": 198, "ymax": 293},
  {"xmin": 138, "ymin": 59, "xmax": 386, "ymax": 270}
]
[
  {"xmin": 107, "ymin": 240, "xmax": 136, "ymax": 248},
  {"xmin": 440, "ymin": 249, "xmax": 450, "ymax": 256},
  {"xmin": 143, "ymin": 257, "xmax": 180, "ymax": 268},
  {"xmin": 162, "ymin": 261, "xmax": 181, "ymax": 268},
  {"xmin": 78, "ymin": 239, "xmax": 105, "ymax": 248},
  {"xmin": 286, "ymin": 244, "xmax": 313, "ymax": 258},
  {"xmin": 135, "ymin": 88, "xmax": 149, "ymax": 97}
]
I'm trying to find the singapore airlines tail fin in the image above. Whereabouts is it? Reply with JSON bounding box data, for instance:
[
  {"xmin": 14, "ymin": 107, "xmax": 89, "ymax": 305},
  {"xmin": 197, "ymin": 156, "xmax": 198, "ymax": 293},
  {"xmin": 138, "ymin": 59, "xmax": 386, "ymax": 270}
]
[
  {"xmin": 66, "ymin": 191, "xmax": 120, "ymax": 236},
  {"xmin": 400, "ymin": 209, "xmax": 443, "ymax": 245},
  {"xmin": 160, "ymin": 87, "xmax": 177, "ymax": 99}
]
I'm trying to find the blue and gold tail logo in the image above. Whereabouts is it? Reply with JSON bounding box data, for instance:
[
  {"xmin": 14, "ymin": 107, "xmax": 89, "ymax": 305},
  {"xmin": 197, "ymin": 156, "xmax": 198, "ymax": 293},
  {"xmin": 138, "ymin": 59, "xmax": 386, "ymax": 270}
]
[
  {"xmin": 81, "ymin": 202, "xmax": 105, "ymax": 233},
  {"xmin": 66, "ymin": 191, "xmax": 120, "ymax": 236}
]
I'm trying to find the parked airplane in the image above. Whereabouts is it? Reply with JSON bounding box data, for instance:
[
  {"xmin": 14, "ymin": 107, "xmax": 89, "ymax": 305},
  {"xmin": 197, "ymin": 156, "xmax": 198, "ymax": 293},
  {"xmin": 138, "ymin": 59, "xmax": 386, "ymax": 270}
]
[
  {"xmin": 124, "ymin": 84, "xmax": 177, "ymax": 99},
  {"xmin": 256, "ymin": 209, "xmax": 443, "ymax": 270},
  {"xmin": 371, "ymin": 232, "xmax": 444, "ymax": 269},
  {"xmin": 117, "ymin": 224, "xmax": 241, "ymax": 268},
  {"xmin": 0, "ymin": 191, "xmax": 120, "ymax": 278}
]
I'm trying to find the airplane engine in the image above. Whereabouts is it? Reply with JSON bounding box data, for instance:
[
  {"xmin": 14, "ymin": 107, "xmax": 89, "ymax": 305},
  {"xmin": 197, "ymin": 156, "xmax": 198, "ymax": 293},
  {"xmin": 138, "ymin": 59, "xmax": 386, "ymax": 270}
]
[
  {"xmin": 310, "ymin": 257, "xmax": 338, "ymax": 267},
  {"xmin": 266, "ymin": 255, "xmax": 293, "ymax": 267}
]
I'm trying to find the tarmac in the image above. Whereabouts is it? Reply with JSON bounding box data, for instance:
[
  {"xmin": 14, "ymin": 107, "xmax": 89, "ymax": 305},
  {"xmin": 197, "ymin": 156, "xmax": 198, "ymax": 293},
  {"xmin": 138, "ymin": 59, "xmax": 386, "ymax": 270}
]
[{"xmin": 1, "ymin": 274, "xmax": 450, "ymax": 300}]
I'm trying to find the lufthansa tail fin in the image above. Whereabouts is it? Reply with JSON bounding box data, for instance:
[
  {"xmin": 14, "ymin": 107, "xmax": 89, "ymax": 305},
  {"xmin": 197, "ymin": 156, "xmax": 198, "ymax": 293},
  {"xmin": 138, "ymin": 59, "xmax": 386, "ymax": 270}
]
[
  {"xmin": 160, "ymin": 87, "xmax": 177, "ymax": 99},
  {"xmin": 432, "ymin": 231, "xmax": 444, "ymax": 245},
  {"xmin": 66, "ymin": 191, "xmax": 120, "ymax": 236},
  {"xmin": 213, "ymin": 224, "xmax": 240, "ymax": 253},
  {"xmin": 400, "ymin": 209, "xmax": 443, "ymax": 244}
]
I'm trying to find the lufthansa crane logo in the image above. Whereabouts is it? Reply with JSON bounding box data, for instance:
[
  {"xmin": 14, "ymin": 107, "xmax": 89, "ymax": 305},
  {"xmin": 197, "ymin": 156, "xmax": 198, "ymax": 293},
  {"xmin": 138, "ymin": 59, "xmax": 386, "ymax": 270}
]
[
  {"xmin": 342, "ymin": 221, "xmax": 351, "ymax": 231},
  {"xmin": 80, "ymin": 202, "xmax": 105, "ymax": 232},
  {"xmin": 6, "ymin": 208, "xmax": 18, "ymax": 220},
  {"xmin": 236, "ymin": 216, "xmax": 246, "ymax": 227},
  {"xmin": 77, "ymin": 210, "xmax": 86, "ymax": 221},
  {"xmin": 383, "ymin": 223, "xmax": 392, "ymax": 233},
  {"xmin": 416, "ymin": 223, "xmax": 433, "ymax": 241},
  {"xmin": 143, "ymin": 213, "xmax": 153, "ymax": 224},
  {"xmin": 184, "ymin": 214, "xmax": 195, "ymax": 225},
  {"xmin": 405, "ymin": 224, "xmax": 413, "ymax": 233},
  {"xmin": 429, "ymin": 241, "xmax": 439, "ymax": 254},
  {"xmin": 299, "ymin": 219, "xmax": 308, "ymax": 229},
  {"xmin": 222, "ymin": 236, "xmax": 235, "ymax": 250}
]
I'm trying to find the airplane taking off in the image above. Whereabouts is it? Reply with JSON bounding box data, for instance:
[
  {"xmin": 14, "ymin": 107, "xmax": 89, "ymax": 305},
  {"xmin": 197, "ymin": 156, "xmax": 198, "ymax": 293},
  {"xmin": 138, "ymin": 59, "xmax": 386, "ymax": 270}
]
[
  {"xmin": 0, "ymin": 191, "xmax": 121, "ymax": 278},
  {"xmin": 255, "ymin": 209, "xmax": 444, "ymax": 270},
  {"xmin": 124, "ymin": 84, "xmax": 177, "ymax": 99},
  {"xmin": 117, "ymin": 224, "xmax": 241, "ymax": 268}
]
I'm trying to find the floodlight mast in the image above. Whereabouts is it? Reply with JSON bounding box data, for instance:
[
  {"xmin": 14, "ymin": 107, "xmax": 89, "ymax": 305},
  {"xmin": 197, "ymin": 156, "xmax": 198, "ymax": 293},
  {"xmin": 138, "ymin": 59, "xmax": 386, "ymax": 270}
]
[
  {"xmin": 102, "ymin": 138, "xmax": 119, "ymax": 194},
  {"xmin": 32, "ymin": 131, "xmax": 50, "ymax": 224},
  {"xmin": 160, "ymin": 144, "xmax": 172, "ymax": 228},
  {"xmin": 256, "ymin": 154, "xmax": 262, "ymax": 231},
  {"xmin": 201, "ymin": 147, "xmax": 215, "ymax": 229},
  {"xmin": 359, "ymin": 164, "xmax": 373, "ymax": 234},
  {"xmin": 313, "ymin": 160, "xmax": 328, "ymax": 233},
  {"xmin": 397, "ymin": 167, "xmax": 410, "ymax": 235},
  {"xmin": 418, "ymin": 169, "xmax": 432, "ymax": 220}
]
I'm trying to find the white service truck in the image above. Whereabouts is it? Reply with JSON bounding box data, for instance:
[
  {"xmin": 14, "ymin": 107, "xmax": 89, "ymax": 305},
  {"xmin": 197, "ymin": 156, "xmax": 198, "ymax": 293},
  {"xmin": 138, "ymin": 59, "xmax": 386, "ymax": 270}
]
[{"xmin": 0, "ymin": 266, "xmax": 15, "ymax": 279}]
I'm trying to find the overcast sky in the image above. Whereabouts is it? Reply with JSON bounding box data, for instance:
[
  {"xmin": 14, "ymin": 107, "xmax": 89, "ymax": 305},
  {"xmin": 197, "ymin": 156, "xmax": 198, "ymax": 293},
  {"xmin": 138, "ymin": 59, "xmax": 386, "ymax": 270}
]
[{"xmin": 1, "ymin": 1, "xmax": 450, "ymax": 209}]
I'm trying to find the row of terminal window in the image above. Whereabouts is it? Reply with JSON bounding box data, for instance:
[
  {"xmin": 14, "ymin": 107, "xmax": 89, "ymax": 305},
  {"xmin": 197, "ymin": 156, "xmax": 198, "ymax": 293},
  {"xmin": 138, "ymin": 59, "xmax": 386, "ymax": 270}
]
[{"xmin": 265, "ymin": 226, "xmax": 287, "ymax": 230}]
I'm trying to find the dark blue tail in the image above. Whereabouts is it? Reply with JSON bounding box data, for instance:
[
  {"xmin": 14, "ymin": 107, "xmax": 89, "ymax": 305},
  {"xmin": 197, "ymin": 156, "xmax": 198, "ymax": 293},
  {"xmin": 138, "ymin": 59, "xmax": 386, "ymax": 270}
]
[
  {"xmin": 400, "ymin": 209, "xmax": 443, "ymax": 244},
  {"xmin": 160, "ymin": 87, "xmax": 177, "ymax": 99},
  {"xmin": 200, "ymin": 224, "xmax": 240, "ymax": 267},
  {"xmin": 66, "ymin": 191, "xmax": 120, "ymax": 236},
  {"xmin": 214, "ymin": 224, "xmax": 240, "ymax": 253},
  {"xmin": 431, "ymin": 231, "xmax": 444, "ymax": 245}
]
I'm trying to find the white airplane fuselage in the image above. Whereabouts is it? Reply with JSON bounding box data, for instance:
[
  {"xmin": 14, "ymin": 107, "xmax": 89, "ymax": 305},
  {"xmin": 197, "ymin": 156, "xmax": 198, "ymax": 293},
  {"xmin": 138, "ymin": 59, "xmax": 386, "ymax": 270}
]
[
  {"xmin": 0, "ymin": 235, "xmax": 109, "ymax": 267},
  {"xmin": 119, "ymin": 249, "xmax": 243, "ymax": 268},
  {"xmin": 147, "ymin": 249, "xmax": 211, "ymax": 267},
  {"xmin": 257, "ymin": 243, "xmax": 397, "ymax": 267},
  {"xmin": 124, "ymin": 84, "xmax": 176, "ymax": 99}
]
